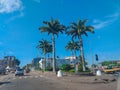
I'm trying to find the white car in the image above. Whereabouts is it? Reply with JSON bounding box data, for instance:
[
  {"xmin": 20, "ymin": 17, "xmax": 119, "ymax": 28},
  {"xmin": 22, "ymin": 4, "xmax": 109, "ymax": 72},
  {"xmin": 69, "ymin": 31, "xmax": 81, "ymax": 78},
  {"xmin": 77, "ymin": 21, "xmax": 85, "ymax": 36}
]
[{"xmin": 15, "ymin": 69, "xmax": 24, "ymax": 76}]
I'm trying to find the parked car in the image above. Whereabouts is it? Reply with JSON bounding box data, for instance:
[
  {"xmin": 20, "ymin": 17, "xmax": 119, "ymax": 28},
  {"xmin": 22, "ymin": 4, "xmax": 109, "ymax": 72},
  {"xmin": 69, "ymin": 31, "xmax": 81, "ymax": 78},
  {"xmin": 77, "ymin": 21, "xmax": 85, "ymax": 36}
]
[
  {"xmin": 0, "ymin": 69, "xmax": 6, "ymax": 75},
  {"xmin": 15, "ymin": 69, "xmax": 24, "ymax": 76},
  {"xmin": 25, "ymin": 68, "xmax": 30, "ymax": 73},
  {"xmin": 114, "ymin": 72, "xmax": 120, "ymax": 76}
]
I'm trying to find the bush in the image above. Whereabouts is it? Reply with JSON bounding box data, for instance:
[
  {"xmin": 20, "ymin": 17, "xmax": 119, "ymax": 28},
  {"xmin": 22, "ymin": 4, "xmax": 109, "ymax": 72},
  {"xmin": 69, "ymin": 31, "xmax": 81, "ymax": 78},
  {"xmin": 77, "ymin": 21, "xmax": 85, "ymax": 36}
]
[
  {"xmin": 45, "ymin": 67, "xmax": 52, "ymax": 71},
  {"xmin": 69, "ymin": 69, "xmax": 75, "ymax": 73},
  {"xmin": 61, "ymin": 64, "xmax": 72, "ymax": 71},
  {"xmin": 78, "ymin": 65, "xmax": 91, "ymax": 72},
  {"xmin": 78, "ymin": 64, "xmax": 83, "ymax": 72}
]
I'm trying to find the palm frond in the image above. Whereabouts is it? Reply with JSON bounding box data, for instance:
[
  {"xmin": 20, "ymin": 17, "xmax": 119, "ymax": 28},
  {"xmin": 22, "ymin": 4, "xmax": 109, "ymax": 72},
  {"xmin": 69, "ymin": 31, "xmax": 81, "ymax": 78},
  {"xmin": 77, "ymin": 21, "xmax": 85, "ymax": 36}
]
[
  {"xmin": 39, "ymin": 18, "xmax": 66, "ymax": 38},
  {"xmin": 82, "ymin": 19, "xmax": 88, "ymax": 25},
  {"xmin": 86, "ymin": 26, "xmax": 94, "ymax": 33},
  {"xmin": 67, "ymin": 29, "xmax": 76, "ymax": 35},
  {"xmin": 83, "ymin": 32, "xmax": 88, "ymax": 36},
  {"xmin": 43, "ymin": 21, "xmax": 49, "ymax": 25},
  {"xmin": 78, "ymin": 19, "xmax": 82, "ymax": 26},
  {"xmin": 69, "ymin": 25, "xmax": 77, "ymax": 30},
  {"xmin": 71, "ymin": 22, "xmax": 77, "ymax": 26}
]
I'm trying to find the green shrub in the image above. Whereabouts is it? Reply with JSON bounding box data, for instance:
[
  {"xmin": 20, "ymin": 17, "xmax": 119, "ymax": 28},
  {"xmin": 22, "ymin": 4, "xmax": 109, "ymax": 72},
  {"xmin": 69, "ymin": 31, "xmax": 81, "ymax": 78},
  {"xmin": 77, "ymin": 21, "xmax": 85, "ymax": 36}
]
[
  {"xmin": 78, "ymin": 65, "xmax": 91, "ymax": 72},
  {"xmin": 60, "ymin": 64, "xmax": 72, "ymax": 71},
  {"xmin": 78, "ymin": 63, "xmax": 83, "ymax": 72},
  {"xmin": 69, "ymin": 69, "xmax": 75, "ymax": 73},
  {"xmin": 45, "ymin": 67, "xmax": 52, "ymax": 71}
]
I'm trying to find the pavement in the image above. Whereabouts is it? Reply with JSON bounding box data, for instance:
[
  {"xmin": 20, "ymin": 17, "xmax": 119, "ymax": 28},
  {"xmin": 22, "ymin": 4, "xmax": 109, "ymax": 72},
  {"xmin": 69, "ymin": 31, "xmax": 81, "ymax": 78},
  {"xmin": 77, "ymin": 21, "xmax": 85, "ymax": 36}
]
[
  {"xmin": 31, "ymin": 71, "xmax": 118, "ymax": 90},
  {"xmin": 0, "ymin": 71, "xmax": 119, "ymax": 90}
]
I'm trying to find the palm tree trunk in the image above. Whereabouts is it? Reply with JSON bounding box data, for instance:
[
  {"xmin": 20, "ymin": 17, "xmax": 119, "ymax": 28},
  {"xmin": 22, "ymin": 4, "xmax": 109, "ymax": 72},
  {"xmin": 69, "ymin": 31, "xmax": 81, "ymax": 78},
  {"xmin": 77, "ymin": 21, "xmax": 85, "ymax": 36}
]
[
  {"xmin": 52, "ymin": 34, "xmax": 56, "ymax": 72},
  {"xmin": 73, "ymin": 49, "xmax": 76, "ymax": 59},
  {"xmin": 44, "ymin": 53, "xmax": 46, "ymax": 71},
  {"xmin": 74, "ymin": 49, "xmax": 78, "ymax": 73},
  {"xmin": 79, "ymin": 37, "xmax": 86, "ymax": 71},
  {"xmin": 71, "ymin": 50, "xmax": 74, "ymax": 57}
]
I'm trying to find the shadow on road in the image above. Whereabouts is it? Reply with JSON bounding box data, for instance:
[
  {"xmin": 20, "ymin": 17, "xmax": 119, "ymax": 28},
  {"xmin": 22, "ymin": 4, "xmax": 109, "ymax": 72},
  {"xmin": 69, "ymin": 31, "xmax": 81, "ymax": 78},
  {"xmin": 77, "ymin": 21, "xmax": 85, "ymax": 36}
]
[{"xmin": 0, "ymin": 82, "xmax": 11, "ymax": 85}]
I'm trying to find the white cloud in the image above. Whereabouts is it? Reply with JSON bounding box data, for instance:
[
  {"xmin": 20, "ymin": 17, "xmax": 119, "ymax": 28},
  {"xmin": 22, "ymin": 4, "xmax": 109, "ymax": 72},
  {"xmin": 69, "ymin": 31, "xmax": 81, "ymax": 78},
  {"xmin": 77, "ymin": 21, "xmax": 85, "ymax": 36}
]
[
  {"xmin": 93, "ymin": 20, "xmax": 114, "ymax": 29},
  {"xmin": 93, "ymin": 12, "xmax": 120, "ymax": 29},
  {"xmin": 0, "ymin": 0, "xmax": 23, "ymax": 13},
  {"xmin": 93, "ymin": 19, "xmax": 101, "ymax": 24},
  {"xmin": 7, "ymin": 11, "xmax": 24, "ymax": 22},
  {"xmin": 106, "ymin": 12, "xmax": 120, "ymax": 18}
]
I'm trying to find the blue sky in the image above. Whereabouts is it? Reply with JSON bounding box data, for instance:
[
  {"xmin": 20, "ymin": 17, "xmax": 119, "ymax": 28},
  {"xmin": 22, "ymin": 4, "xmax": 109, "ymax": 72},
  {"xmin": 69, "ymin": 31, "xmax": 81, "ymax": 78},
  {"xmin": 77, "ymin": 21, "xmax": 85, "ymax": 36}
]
[{"xmin": 0, "ymin": 0, "xmax": 120, "ymax": 66}]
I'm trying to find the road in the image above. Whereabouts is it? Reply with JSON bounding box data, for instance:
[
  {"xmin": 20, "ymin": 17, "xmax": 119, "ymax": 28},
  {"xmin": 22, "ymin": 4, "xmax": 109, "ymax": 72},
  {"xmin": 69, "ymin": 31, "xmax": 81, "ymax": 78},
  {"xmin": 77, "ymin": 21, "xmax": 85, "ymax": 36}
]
[
  {"xmin": 0, "ymin": 71, "xmax": 118, "ymax": 90},
  {"xmin": 0, "ymin": 72, "xmax": 68, "ymax": 90}
]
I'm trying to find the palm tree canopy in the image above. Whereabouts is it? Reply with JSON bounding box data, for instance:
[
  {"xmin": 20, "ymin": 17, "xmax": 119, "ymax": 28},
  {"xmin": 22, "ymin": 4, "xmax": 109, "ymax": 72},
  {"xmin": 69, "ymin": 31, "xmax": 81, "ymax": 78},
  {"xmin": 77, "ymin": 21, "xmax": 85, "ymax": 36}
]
[
  {"xmin": 36, "ymin": 39, "xmax": 52, "ymax": 54},
  {"xmin": 65, "ymin": 40, "xmax": 79, "ymax": 51},
  {"xmin": 39, "ymin": 18, "xmax": 66, "ymax": 37},
  {"xmin": 67, "ymin": 19, "xmax": 94, "ymax": 39}
]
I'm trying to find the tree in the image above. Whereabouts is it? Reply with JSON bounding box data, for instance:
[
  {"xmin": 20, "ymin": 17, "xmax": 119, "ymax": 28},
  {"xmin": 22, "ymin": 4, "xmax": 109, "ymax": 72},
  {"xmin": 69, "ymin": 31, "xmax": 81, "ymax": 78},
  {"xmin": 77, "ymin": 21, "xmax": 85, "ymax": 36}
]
[
  {"xmin": 67, "ymin": 19, "xmax": 94, "ymax": 71},
  {"xmin": 13, "ymin": 59, "xmax": 20, "ymax": 66},
  {"xmin": 65, "ymin": 40, "xmax": 79, "ymax": 58},
  {"xmin": 61, "ymin": 64, "xmax": 72, "ymax": 71},
  {"xmin": 77, "ymin": 55, "xmax": 90, "ymax": 72},
  {"xmin": 36, "ymin": 39, "xmax": 52, "ymax": 69},
  {"xmin": 39, "ymin": 18, "xmax": 66, "ymax": 72}
]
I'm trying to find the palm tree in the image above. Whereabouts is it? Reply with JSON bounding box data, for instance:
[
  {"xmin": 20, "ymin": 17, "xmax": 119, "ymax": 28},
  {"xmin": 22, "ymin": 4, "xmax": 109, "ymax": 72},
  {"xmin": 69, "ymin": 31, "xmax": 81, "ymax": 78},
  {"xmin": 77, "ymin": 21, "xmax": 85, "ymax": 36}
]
[
  {"xmin": 36, "ymin": 39, "xmax": 52, "ymax": 69},
  {"xmin": 39, "ymin": 18, "xmax": 66, "ymax": 72},
  {"xmin": 65, "ymin": 40, "xmax": 79, "ymax": 58},
  {"xmin": 67, "ymin": 19, "xmax": 94, "ymax": 71}
]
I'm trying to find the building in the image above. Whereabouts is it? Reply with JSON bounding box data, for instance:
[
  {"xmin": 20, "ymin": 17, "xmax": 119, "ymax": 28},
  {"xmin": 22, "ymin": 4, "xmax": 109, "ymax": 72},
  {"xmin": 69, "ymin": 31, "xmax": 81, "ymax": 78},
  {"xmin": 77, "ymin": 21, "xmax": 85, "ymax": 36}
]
[
  {"xmin": 31, "ymin": 56, "xmax": 79, "ymax": 70},
  {"xmin": 32, "ymin": 57, "xmax": 41, "ymax": 69},
  {"xmin": 39, "ymin": 57, "xmax": 78, "ymax": 69},
  {"xmin": 4, "ymin": 56, "xmax": 16, "ymax": 67},
  {"xmin": 0, "ymin": 56, "xmax": 19, "ymax": 70}
]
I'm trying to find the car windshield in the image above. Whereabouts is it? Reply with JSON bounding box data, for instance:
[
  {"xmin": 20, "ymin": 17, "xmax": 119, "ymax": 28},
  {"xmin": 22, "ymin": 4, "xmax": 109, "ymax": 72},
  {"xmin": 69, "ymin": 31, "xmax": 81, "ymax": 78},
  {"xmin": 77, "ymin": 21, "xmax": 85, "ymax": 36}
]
[{"xmin": 17, "ymin": 69, "xmax": 23, "ymax": 71}]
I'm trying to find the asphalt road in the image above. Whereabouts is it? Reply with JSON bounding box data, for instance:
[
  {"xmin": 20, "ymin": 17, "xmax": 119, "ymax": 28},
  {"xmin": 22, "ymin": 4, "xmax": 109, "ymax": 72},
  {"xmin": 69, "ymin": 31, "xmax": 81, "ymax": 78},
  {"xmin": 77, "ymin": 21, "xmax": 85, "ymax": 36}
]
[
  {"xmin": 0, "ymin": 72, "xmax": 118, "ymax": 90},
  {"xmin": 0, "ymin": 73, "xmax": 68, "ymax": 90}
]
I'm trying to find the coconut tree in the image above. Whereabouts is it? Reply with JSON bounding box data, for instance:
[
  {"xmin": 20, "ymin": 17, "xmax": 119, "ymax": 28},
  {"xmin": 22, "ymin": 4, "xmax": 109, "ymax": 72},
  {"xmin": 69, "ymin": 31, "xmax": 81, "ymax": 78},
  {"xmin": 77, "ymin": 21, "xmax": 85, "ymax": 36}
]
[
  {"xmin": 65, "ymin": 40, "xmax": 79, "ymax": 73},
  {"xmin": 39, "ymin": 18, "xmax": 66, "ymax": 72},
  {"xmin": 36, "ymin": 39, "xmax": 52, "ymax": 69},
  {"xmin": 65, "ymin": 40, "xmax": 79, "ymax": 58},
  {"xmin": 67, "ymin": 19, "xmax": 94, "ymax": 71}
]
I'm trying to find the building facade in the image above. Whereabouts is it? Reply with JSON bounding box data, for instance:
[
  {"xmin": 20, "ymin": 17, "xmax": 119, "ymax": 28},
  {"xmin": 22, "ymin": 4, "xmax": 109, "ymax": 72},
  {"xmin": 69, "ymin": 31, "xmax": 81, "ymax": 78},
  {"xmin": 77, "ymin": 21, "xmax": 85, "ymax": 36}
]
[
  {"xmin": 32, "ymin": 57, "xmax": 41, "ymax": 69},
  {"xmin": 0, "ymin": 56, "xmax": 19, "ymax": 70}
]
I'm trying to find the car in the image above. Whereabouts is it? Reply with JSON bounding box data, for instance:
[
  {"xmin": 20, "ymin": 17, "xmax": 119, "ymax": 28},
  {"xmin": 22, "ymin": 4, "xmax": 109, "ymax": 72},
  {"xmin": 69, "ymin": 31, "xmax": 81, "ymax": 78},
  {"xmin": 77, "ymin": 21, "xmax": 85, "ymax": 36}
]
[
  {"xmin": 114, "ymin": 72, "xmax": 120, "ymax": 76},
  {"xmin": 25, "ymin": 68, "xmax": 30, "ymax": 73},
  {"xmin": 15, "ymin": 69, "xmax": 24, "ymax": 76},
  {"xmin": 0, "ymin": 69, "xmax": 6, "ymax": 75}
]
